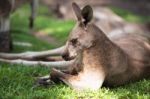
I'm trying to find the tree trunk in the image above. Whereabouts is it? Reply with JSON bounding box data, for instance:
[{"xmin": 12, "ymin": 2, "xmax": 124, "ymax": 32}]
[{"xmin": 0, "ymin": 16, "xmax": 12, "ymax": 52}]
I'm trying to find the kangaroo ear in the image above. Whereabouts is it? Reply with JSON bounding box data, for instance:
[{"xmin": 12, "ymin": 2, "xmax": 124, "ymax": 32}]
[
  {"xmin": 81, "ymin": 5, "xmax": 93, "ymax": 25},
  {"xmin": 72, "ymin": 2, "xmax": 82, "ymax": 22}
]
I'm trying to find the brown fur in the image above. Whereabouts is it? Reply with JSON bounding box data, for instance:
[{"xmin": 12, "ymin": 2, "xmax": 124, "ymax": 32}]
[{"xmin": 50, "ymin": 3, "xmax": 150, "ymax": 90}]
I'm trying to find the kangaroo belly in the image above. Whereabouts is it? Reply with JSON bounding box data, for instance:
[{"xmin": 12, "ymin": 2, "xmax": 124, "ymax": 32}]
[{"xmin": 69, "ymin": 71, "xmax": 105, "ymax": 90}]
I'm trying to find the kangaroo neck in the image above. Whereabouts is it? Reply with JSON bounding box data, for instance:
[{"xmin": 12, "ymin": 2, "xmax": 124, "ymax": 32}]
[{"xmin": 82, "ymin": 25, "xmax": 127, "ymax": 72}]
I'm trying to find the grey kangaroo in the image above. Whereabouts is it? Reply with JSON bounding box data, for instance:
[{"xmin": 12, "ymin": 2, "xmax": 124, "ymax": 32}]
[
  {"xmin": 49, "ymin": 3, "xmax": 150, "ymax": 90},
  {"xmin": 0, "ymin": 3, "xmax": 149, "ymax": 91}
]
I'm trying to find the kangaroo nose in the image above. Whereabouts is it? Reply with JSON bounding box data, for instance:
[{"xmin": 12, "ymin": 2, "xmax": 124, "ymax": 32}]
[
  {"xmin": 62, "ymin": 53, "xmax": 75, "ymax": 61},
  {"xmin": 62, "ymin": 53, "xmax": 71, "ymax": 61}
]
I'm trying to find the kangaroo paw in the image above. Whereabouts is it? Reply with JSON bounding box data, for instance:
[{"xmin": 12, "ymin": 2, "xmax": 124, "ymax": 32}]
[{"xmin": 32, "ymin": 75, "xmax": 54, "ymax": 89}]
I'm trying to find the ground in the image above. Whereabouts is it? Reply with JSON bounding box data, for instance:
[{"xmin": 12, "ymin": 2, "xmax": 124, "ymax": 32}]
[{"xmin": 0, "ymin": 4, "xmax": 150, "ymax": 99}]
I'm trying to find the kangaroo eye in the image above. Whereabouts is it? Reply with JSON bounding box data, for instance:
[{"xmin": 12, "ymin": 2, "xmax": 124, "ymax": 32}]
[{"xmin": 70, "ymin": 38, "xmax": 78, "ymax": 45}]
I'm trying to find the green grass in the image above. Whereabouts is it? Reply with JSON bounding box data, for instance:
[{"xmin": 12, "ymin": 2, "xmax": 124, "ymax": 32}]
[
  {"xmin": 0, "ymin": 4, "xmax": 150, "ymax": 99},
  {"xmin": 10, "ymin": 4, "xmax": 75, "ymax": 45}
]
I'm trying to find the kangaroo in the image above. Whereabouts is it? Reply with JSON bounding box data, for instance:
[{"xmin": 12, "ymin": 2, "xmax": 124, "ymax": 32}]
[
  {"xmin": 0, "ymin": 0, "xmax": 38, "ymax": 52},
  {"xmin": 0, "ymin": 2, "xmax": 149, "ymax": 91},
  {"xmin": 49, "ymin": 3, "xmax": 150, "ymax": 90}
]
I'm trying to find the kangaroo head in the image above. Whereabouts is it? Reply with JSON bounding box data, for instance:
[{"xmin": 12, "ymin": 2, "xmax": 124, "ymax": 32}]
[{"xmin": 63, "ymin": 3, "xmax": 96, "ymax": 60}]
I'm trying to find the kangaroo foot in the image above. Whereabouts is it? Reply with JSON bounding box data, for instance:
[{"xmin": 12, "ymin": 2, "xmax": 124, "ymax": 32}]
[
  {"xmin": 32, "ymin": 75, "xmax": 54, "ymax": 89},
  {"xmin": 37, "ymin": 76, "xmax": 53, "ymax": 85}
]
